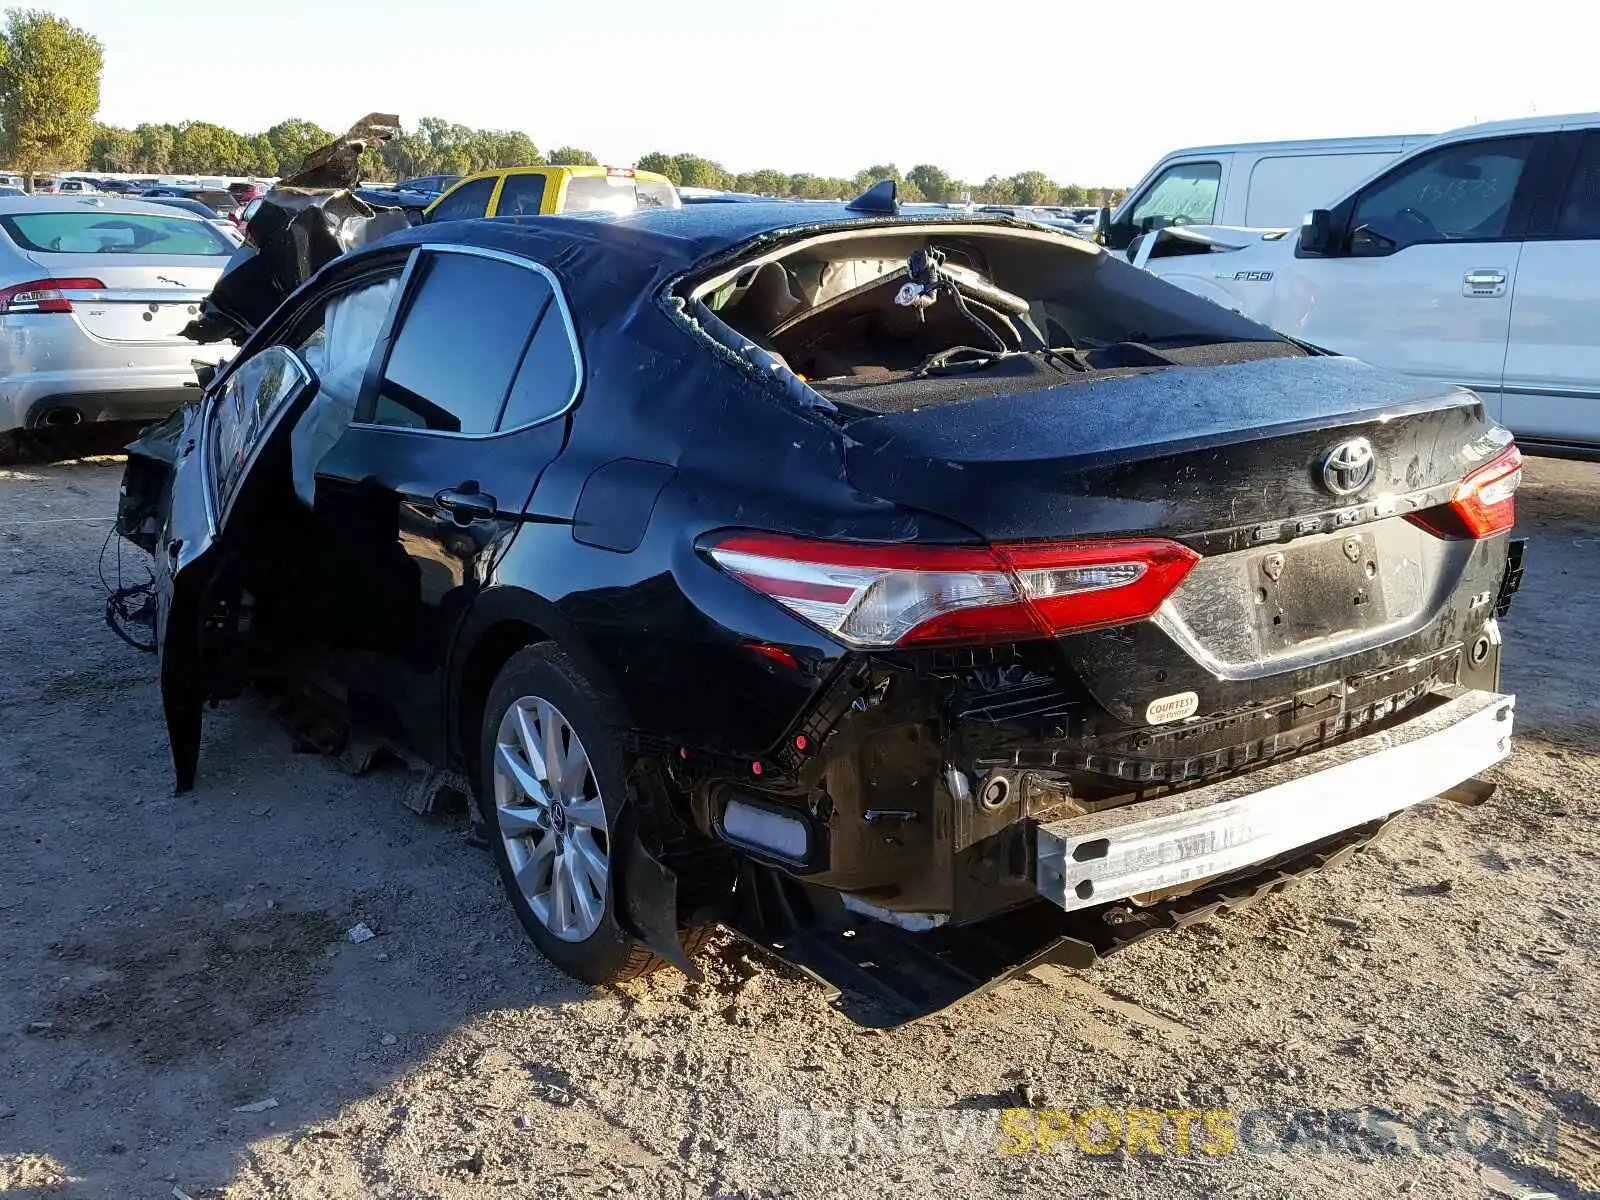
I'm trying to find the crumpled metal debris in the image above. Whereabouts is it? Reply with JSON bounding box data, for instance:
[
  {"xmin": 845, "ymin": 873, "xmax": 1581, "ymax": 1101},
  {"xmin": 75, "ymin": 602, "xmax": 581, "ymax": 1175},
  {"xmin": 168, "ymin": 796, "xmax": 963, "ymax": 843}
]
[{"xmin": 184, "ymin": 113, "xmax": 409, "ymax": 345}]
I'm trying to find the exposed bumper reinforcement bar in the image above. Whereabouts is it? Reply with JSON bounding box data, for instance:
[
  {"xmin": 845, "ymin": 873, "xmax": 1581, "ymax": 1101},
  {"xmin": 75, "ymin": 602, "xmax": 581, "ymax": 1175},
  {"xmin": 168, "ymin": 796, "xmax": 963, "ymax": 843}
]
[{"xmin": 1037, "ymin": 688, "xmax": 1515, "ymax": 913}]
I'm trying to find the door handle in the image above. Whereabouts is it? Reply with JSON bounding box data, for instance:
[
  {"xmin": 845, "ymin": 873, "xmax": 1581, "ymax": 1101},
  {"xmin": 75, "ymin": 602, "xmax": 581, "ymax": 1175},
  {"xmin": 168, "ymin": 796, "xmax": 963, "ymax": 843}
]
[
  {"xmin": 1463, "ymin": 270, "xmax": 1507, "ymax": 298},
  {"xmin": 433, "ymin": 482, "xmax": 498, "ymax": 523}
]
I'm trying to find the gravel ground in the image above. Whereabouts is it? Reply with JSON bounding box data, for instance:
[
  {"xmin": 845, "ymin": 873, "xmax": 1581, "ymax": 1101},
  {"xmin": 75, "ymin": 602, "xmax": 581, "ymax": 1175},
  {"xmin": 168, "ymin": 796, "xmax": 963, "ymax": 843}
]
[{"xmin": 0, "ymin": 448, "xmax": 1595, "ymax": 1200}]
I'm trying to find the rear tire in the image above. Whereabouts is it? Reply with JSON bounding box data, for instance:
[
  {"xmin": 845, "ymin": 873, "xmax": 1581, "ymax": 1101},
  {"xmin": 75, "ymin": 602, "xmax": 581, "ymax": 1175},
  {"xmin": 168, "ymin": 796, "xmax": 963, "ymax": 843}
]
[{"xmin": 476, "ymin": 642, "xmax": 701, "ymax": 984}]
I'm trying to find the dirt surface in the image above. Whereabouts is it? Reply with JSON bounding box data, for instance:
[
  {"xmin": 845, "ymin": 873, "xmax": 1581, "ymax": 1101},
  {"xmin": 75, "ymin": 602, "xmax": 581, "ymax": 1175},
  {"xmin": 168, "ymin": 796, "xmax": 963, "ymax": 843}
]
[{"xmin": 0, "ymin": 450, "xmax": 1596, "ymax": 1200}]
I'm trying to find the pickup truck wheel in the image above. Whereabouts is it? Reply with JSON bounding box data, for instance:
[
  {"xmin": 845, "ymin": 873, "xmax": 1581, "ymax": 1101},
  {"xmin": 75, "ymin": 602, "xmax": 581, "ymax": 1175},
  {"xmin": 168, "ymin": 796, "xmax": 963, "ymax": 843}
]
[{"xmin": 478, "ymin": 643, "xmax": 688, "ymax": 985}]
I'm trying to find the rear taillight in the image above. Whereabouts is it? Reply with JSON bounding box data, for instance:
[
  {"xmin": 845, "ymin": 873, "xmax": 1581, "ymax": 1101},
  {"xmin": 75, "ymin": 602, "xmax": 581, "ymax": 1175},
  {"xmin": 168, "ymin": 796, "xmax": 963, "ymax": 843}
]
[
  {"xmin": 1410, "ymin": 445, "xmax": 1522, "ymax": 539},
  {"xmin": 704, "ymin": 532, "xmax": 1199, "ymax": 648},
  {"xmin": 0, "ymin": 277, "xmax": 105, "ymax": 315}
]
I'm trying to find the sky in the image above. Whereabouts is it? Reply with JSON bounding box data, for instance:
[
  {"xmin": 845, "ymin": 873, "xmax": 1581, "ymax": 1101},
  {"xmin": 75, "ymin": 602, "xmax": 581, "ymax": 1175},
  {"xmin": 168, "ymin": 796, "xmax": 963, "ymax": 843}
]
[{"xmin": 40, "ymin": 0, "xmax": 1600, "ymax": 185}]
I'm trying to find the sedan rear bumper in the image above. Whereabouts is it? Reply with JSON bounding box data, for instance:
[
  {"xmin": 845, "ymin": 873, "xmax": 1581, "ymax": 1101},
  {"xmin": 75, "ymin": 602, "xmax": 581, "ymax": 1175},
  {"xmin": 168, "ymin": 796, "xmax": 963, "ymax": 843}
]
[{"xmin": 1036, "ymin": 688, "xmax": 1515, "ymax": 912}]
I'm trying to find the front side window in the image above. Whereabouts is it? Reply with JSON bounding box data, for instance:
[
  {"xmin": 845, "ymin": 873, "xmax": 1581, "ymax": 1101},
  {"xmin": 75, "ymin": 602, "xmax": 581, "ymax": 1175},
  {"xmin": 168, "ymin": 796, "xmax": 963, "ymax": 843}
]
[
  {"xmin": 209, "ymin": 346, "xmax": 313, "ymax": 524},
  {"xmin": 1350, "ymin": 136, "xmax": 1532, "ymax": 250},
  {"xmin": 0, "ymin": 211, "xmax": 233, "ymax": 255},
  {"xmin": 496, "ymin": 173, "xmax": 548, "ymax": 216},
  {"xmin": 1126, "ymin": 161, "xmax": 1221, "ymax": 228},
  {"xmin": 368, "ymin": 252, "xmax": 551, "ymax": 434},
  {"xmin": 430, "ymin": 176, "xmax": 496, "ymax": 221}
]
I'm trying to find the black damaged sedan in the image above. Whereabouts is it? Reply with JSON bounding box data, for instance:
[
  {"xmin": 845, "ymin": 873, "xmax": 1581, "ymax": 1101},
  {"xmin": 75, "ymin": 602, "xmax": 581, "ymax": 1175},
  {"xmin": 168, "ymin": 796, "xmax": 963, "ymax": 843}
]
[{"xmin": 120, "ymin": 194, "xmax": 1524, "ymax": 1023}]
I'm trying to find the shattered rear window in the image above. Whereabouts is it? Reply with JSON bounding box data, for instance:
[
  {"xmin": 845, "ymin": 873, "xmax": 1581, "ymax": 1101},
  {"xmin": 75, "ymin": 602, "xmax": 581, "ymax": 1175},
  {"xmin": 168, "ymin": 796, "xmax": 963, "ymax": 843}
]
[{"xmin": 1, "ymin": 212, "xmax": 232, "ymax": 256}]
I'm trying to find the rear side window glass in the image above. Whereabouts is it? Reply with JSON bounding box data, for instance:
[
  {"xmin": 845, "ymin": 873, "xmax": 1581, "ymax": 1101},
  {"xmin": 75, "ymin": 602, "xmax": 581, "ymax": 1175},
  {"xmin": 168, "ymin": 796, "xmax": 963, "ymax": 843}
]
[
  {"xmin": 1556, "ymin": 132, "xmax": 1600, "ymax": 238},
  {"xmin": 561, "ymin": 174, "xmax": 681, "ymax": 213},
  {"xmin": 1127, "ymin": 161, "xmax": 1221, "ymax": 227},
  {"xmin": 497, "ymin": 173, "xmax": 548, "ymax": 216},
  {"xmin": 371, "ymin": 253, "xmax": 549, "ymax": 434},
  {"xmin": 500, "ymin": 297, "xmax": 579, "ymax": 429},
  {"xmin": 0, "ymin": 211, "xmax": 232, "ymax": 255},
  {"xmin": 430, "ymin": 176, "xmax": 495, "ymax": 221}
]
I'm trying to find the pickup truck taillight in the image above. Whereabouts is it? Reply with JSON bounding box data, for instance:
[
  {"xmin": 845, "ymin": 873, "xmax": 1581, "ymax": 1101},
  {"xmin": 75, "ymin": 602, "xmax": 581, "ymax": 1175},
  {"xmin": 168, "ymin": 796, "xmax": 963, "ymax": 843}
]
[
  {"xmin": 0, "ymin": 277, "xmax": 105, "ymax": 314},
  {"xmin": 704, "ymin": 532, "xmax": 1200, "ymax": 648},
  {"xmin": 1410, "ymin": 445, "xmax": 1523, "ymax": 539}
]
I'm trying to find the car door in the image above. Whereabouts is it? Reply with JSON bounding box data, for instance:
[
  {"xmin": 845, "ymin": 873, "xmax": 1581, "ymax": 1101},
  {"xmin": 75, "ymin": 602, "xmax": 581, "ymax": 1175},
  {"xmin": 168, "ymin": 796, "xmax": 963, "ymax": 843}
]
[
  {"xmin": 1500, "ymin": 127, "xmax": 1600, "ymax": 447},
  {"xmin": 311, "ymin": 244, "xmax": 582, "ymax": 762},
  {"xmin": 154, "ymin": 344, "xmax": 324, "ymax": 790},
  {"xmin": 1260, "ymin": 135, "xmax": 1543, "ymax": 406}
]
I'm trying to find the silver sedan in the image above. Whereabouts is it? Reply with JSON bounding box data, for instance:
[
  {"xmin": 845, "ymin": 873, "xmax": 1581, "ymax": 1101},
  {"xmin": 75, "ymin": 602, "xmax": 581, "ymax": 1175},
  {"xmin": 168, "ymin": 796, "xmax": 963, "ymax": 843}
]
[{"xmin": 0, "ymin": 196, "xmax": 236, "ymax": 434}]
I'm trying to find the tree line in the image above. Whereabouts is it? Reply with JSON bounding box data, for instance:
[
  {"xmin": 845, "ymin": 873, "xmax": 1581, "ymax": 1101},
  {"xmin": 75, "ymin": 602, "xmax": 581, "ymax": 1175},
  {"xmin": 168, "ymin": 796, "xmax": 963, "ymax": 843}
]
[
  {"xmin": 85, "ymin": 121, "xmax": 1128, "ymax": 206},
  {"xmin": 1, "ymin": 8, "xmax": 1126, "ymax": 205}
]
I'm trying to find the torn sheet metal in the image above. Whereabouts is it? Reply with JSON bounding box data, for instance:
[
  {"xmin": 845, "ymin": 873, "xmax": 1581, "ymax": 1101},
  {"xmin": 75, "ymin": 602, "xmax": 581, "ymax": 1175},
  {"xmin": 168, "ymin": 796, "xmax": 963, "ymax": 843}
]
[{"xmin": 184, "ymin": 113, "xmax": 408, "ymax": 345}]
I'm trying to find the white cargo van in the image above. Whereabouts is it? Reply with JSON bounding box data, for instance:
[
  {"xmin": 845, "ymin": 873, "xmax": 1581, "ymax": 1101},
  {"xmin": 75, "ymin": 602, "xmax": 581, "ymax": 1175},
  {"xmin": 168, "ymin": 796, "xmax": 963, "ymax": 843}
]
[
  {"xmin": 1102, "ymin": 133, "xmax": 1430, "ymax": 250},
  {"xmin": 1132, "ymin": 111, "xmax": 1600, "ymax": 457}
]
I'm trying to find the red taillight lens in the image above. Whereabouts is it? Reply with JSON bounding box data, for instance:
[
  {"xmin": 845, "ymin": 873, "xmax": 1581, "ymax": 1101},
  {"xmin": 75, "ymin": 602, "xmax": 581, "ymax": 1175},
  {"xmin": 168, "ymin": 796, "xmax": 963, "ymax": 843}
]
[
  {"xmin": 704, "ymin": 532, "xmax": 1199, "ymax": 648},
  {"xmin": 1410, "ymin": 445, "xmax": 1522, "ymax": 539},
  {"xmin": 0, "ymin": 277, "xmax": 105, "ymax": 315}
]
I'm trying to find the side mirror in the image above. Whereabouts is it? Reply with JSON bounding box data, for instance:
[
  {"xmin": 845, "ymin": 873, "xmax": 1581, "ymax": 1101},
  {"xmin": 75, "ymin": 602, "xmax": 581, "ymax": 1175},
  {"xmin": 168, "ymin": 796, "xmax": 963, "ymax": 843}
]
[
  {"xmin": 1298, "ymin": 209, "xmax": 1335, "ymax": 255},
  {"xmin": 1092, "ymin": 205, "xmax": 1112, "ymax": 244}
]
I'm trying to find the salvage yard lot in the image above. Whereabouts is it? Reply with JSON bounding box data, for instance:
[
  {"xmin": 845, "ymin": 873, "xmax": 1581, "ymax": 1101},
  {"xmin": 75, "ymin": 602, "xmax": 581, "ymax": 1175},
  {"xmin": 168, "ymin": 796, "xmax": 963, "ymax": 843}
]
[{"xmin": 1, "ymin": 452, "xmax": 1596, "ymax": 1200}]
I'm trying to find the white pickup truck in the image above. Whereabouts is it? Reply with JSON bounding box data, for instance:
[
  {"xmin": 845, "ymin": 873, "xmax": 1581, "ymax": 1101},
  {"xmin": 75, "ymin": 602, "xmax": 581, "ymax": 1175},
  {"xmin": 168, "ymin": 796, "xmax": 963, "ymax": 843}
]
[{"xmin": 1133, "ymin": 112, "xmax": 1600, "ymax": 458}]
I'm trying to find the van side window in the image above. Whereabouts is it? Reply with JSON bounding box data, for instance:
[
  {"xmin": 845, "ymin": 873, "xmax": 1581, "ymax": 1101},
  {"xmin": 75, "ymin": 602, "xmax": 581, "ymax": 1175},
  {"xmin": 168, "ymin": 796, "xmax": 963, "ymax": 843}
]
[
  {"xmin": 1349, "ymin": 136, "xmax": 1533, "ymax": 251},
  {"xmin": 1127, "ymin": 162, "xmax": 1221, "ymax": 228},
  {"xmin": 1556, "ymin": 132, "xmax": 1600, "ymax": 239}
]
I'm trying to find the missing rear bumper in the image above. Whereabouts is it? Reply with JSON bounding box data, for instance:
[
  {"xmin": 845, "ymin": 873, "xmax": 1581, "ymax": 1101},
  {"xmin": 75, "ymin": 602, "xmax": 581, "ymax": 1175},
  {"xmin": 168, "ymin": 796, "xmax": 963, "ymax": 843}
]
[{"xmin": 1037, "ymin": 688, "xmax": 1514, "ymax": 913}]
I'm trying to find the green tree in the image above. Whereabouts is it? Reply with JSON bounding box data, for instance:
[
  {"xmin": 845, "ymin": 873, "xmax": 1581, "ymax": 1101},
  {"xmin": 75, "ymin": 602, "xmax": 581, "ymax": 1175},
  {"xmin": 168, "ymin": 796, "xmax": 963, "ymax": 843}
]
[
  {"xmin": 89, "ymin": 122, "xmax": 138, "ymax": 171},
  {"xmin": 549, "ymin": 145, "xmax": 598, "ymax": 166},
  {"xmin": 635, "ymin": 150, "xmax": 677, "ymax": 182},
  {"xmin": 247, "ymin": 132, "xmax": 276, "ymax": 176},
  {"xmin": 852, "ymin": 163, "xmax": 899, "ymax": 192},
  {"xmin": 1008, "ymin": 170, "xmax": 1058, "ymax": 206},
  {"xmin": 0, "ymin": 10, "xmax": 103, "ymax": 182},
  {"xmin": 732, "ymin": 168, "xmax": 787, "ymax": 196},
  {"xmin": 973, "ymin": 175, "xmax": 1017, "ymax": 204},
  {"xmin": 906, "ymin": 164, "xmax": 956, "ymax": 202},
  {"xmin": 263, "ymin": 117, "xmax": 331, "ymax": 176},
  {"xmin": 1060, "ymin": 183, "xmax": 1088, "ymax": 206},
  {"xmin": 170, "ymin": 120, "xmax": 247, "ymax": 173},
  {"xmin": 670, "ymin": 152, "xmax": 727, "ymax": 188},
  {"xmin": 131, "ymin": 123, "xmax": 175, "ymax": 172}
]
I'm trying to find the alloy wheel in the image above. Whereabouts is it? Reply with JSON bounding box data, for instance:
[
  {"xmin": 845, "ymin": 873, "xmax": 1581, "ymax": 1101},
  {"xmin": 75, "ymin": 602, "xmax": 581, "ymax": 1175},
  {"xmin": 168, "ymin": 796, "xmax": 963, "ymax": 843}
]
[{"xmin": 491, "ymin": 695, "xmax": 611, "ymax": 942}]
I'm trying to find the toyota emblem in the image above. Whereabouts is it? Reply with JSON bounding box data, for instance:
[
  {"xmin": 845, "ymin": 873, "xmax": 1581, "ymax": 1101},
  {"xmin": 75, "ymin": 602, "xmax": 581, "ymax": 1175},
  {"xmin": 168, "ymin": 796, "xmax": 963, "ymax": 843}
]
[{"xmin": 1320, "ymin": 437, "xmax": 1376, "ymax": 496}]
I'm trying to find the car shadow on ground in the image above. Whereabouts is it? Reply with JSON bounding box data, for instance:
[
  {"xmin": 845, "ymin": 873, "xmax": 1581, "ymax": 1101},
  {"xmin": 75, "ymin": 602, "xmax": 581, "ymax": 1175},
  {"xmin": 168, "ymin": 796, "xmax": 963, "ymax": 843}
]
[{"xmin": 0, "ymin": 460, "xmax": 774, "ymax": 1197}]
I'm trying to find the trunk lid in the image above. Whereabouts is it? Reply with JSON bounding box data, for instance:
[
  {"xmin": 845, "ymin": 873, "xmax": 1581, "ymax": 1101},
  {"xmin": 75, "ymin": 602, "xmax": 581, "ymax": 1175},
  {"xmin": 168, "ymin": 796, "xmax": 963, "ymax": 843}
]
[
  {"xmin": 25, "ymin": 256, "xmax": 222, "ymax": 345},
  {"xmin": 841, "ymin": 354, "xmax": 1509, "ymax": 746},
  {"xmin": 840, "ymin": 355, "xmax": 1492, "ymax": 542}
]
